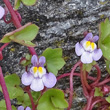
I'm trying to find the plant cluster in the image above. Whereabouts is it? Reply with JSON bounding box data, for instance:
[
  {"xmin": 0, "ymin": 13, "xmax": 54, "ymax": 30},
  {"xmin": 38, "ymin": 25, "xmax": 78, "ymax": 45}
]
[{"xmin": 0, "ymin": 0, "xmax": 110, "ymax": 110}]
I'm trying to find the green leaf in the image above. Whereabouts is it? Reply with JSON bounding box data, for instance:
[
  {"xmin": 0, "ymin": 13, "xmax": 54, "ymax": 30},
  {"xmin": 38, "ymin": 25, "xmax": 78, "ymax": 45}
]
[
  {"xmin": 26, "ymin": 54, "xmax": 31, "ymax": 60},
  {"xmin": 14, "ymin": 0, "xmax": 21, "ymax": 10},
  {"xmin": 106, "ymin": 96, "xmax": 110, "ymax": 103},
  {"xmin": 0, "ymin": 100, "xmax": 6, "ymax": 108},
  {"xmin": 105, "ymin": 60, "xmax": 110, "ymax": 74},
  {"xmin": 51, "ymin": 97, "xmax": 68, "ymax": 109},
  {"xmin": 20, "ymin": 59, "xmax": 27, "ymax": 65},
  {"xmin": 98, "ymin": 18, "xmax": 110, "ymax": 61},
  {"xmin": 83, "ymin": 61, "xmax": 96, "ymax": 72},
  {"xmin": 0, "ymin": 100, "xmax": 17, "ymax": 110},
  {"xmin": 31, "ymin": 91, "xmax": 41, "ymax": 104},
  {"xmin": 0, "ymin": 23, "xmax": 39, "ymax": 47},
  {"xmin": 21, "ymin": 0, "xmax": 37, "ymax": 6},
  {"xmin": 0, "ymin": 74, "xmax": 24, "ymax": 99},
  {"xmin": 4, "ymin": 74, "xmax": 20, "ymax": 86},
  {"xmin": 42, "ymin": 48, "xmax": 66, "ymax": 75},
  {"xmin": 37, "ymin": 89, "xmax": 68, "ymax": 110},
  {"xmin": 17, "ymin": 93, "xmax": 31, "ymax": 107},
  {"xmin": 7, "ymin": 85, "xmax": 24, "ymax": 99},
  {"xmin": 12, "ymin": 105, "xmax": 17, "ymax": 110},
  {"xmin": 94, "ymin": 87, "xmax": 103, "ymax": 97}
]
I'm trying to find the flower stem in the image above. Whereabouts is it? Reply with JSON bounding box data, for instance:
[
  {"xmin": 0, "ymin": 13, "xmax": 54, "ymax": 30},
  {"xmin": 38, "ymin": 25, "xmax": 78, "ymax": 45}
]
[
  {"xmin": 24, "ymin": 86, "xmax": 35, "ymax": 110},
  {"xmin": 0, "ymin": 67, "xmax": 12, "ymax": 110},
  {"xmin": 67, "ymin": 61, "xmax": 82, "ymax": 110},
  {"xmin": 83, "ymin": 71, "xmax": 91, "ymax": 90},
  {"xmin": 85, "ymin": 90, "xmax": 94, "ymax": 110},
  {"xmin": 57, "ymin": 72, "xmax": 96, "ymax": 81},
  {"xmin": 80, "ymin": 65, "xmax": 89, "ymax": 98}
]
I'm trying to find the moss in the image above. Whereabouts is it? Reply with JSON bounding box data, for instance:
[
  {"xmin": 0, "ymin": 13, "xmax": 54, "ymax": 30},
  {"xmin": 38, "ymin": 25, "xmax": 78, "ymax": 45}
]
[
  {"xmin": 54, "ymin": 40, "xmax": 64, "ymax": 47},
  {"xmin": 10, "ymin": 48, "xmax": 15, "ymax": 52}
]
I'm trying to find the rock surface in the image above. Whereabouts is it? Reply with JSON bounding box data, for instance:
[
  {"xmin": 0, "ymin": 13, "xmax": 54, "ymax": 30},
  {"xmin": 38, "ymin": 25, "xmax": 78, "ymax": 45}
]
[{"xmin": 0, "ymin": 0, "xmax": 109, "ymax": 109}]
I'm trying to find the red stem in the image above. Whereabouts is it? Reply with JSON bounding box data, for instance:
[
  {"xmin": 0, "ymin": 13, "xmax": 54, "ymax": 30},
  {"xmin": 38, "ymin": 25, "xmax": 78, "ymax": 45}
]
[
  {"xmin": 80, "ymin": 65, "xmax": 89, "ymax": 98},
  {"xmin": 0, "ymin": 43, "xmax": 9, "ymax": 51},
  {"xmin": 83, "ymin": 71, "xmax": 91, "ymax": 90},
  {"xmin": 24, "ymin": 87, "xmax": 35, "ymax": 110},
  {"xmin": 3, "ymin": 0, "xmax": 21, "ymax": 28},
  {"xmin": 85, "ymin": 90, "xmax": 94, "ymax": 110},
  {"xmin": 90, "ymin": 98, "xmax": 106, "ymax": 110},
  {"xmin": 0, "ymin": 67, "xmax": 12, "ymax": 110},
  {"xmin": 97, "ymin": 78, "xmax": 110, "ymax": 86},
  {"xmin": 2, "ymin": 0, "xmax": 38, "ymax": 109},
  {"xmin": 57, "ymin": 72, "xmax": 96, "ymax": 81},
  {"xmin": 67, "ymin": 61, "xmax": 82, "ymax": 110},
  {"xmin": 3, "ymin": 0, "xmax": 37, "ymax": 56}
]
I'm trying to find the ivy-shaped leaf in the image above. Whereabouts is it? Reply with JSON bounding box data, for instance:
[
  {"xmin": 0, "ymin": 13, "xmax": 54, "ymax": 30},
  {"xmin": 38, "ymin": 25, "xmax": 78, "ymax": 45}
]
[
  {"xmin": 42, "ymin": 48, "xmax": 65, "ymax": 76},
  {"xmin": 0, "ymin": 74, "xmax": 24, "ymax": 99},
  {"xmin": 37, "ymin": 89, "xmax": 68, "ymax": 110},
  {"xmin": 4, "ymin": 73, "xmax": 20, "ymax": 86},
  {"xmin": 98, "ymin": 18, "xmax": 110, "ymax": 61},
  {"xmin": 21, "ymin": 0, "xmax": 37, "ymax": 6},
  {"xmin": 94, "ymin": 87, "xmax": 103, "ymax": 97},
  {"xmin": 0, "ymin": 23, "xmax": 39, "ymax": 47},
  {"xmin": 17, "ymin": 93, "xmax": 31, "ymax": 108}
]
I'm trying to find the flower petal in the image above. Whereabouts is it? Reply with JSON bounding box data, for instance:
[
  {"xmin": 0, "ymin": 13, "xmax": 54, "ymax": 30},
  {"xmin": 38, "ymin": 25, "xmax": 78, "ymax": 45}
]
[
  {"xmin": 42, "ymin": 73, "xmax": 57, "ymax": 88},
  {"xmin": 30, "ymin": 78, "xmax": 44, "ymax": 91},
  {"xmin": 26, "ymin": 107, "xmax": 31, "ymax": 110},
  {"xmin": 18, "ymin": 106, "xmax": 24, "ymax": 110},
  {"xmin": 84, "ymin": 33, "xmax": 93, "ymax": 41},
  {"xmin": 30, "ymin": 67, "xmax": 38, "ymax": 77},
  {"xmin": 92, "ymin": 36, "xmax": 99, "ymax": 42},
  {"xmin": 0, "ymin": 6, "xmax": 5, "ymax": 19},
  {"xmin": 31, "ymin": 55, "xmax": 38, "ymax": 66},
  {"xmin": 21, "ymin": 72, "xmax": 34, "ymax": 86},
  {"xmin": 75, "ymin": 42, "xmax": 84, "ymax": 56},
  {"xmin": 39, "ymin": 56, "xmax": 46, "ymax": 67},
  {"xmin": 81, "ymin": 52, "xmax": 93, "ymax": 64},
  {"xmin": 92, "ymin": 49, "xmax": 102, "ymax": 61},
  {"xmin": 38, "ymin": 67, "xmax": 46, "ymax": 78}
]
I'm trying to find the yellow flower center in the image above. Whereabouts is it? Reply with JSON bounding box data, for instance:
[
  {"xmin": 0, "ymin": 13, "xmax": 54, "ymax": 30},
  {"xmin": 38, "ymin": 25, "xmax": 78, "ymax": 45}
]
[
  {"xmin": 38, "ymin": 67, "xmax": 43, "ymax": 74},
  {"xmin": 91, "ymin": 42, "xmax": 95, "ymax": 50},
  {"xmin": 86, "ymin": 41, "xmax": 95, "ymax": 50},
  {"xmin": 33, "ymin": 67, "xmax": 37, "ymax": 74},
  {"xmin": 86, "ymin": 41, "xmax": 91, "ymax": 48}
]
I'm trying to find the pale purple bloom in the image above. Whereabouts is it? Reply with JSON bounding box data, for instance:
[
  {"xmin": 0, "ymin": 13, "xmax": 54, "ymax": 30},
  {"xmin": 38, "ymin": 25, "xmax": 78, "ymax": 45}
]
[
  {"xmin": 75, "ymin": 33, "xmax": 102, "ymax": 64},
  {"xmin": 18, "ymin": 106, "xmax": 31, "ymax": 110},
  {"xmin": 0, "ymin": 6, "xmax": 5, "ymax": 19},
  {"xmin": 21, "ymin": 55, "xmax": 57, "ymax": 91}
]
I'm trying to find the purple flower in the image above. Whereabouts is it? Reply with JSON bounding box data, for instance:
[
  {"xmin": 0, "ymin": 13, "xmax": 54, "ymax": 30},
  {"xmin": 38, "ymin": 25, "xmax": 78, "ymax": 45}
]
[
  {"xmin": 0, "ymin": 6, "xmax": 5, "ymax": 19},
  {"xmin": 21, "ymin": 55, "xmax": 57, "ymax": 91},
  {"xmin": 18, "ymin": 106, "xmax": 31, "ymax": 110},
  {"xmin": 75, "ymin": 33, "xmax": 102, "ymax": 64}
]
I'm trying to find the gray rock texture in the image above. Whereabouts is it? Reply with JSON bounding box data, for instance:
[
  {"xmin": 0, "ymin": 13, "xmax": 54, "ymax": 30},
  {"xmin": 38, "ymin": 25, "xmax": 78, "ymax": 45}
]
[{"xmin": 0, "ymin": 0, "xmax": 110, "ymax": 109}]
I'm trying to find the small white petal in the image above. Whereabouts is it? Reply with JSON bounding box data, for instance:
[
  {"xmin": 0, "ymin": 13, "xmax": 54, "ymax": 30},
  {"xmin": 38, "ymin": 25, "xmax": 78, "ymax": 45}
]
[{"xmin": 30, "ymin": 78, "xmax": 44, "ymax": 91}]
